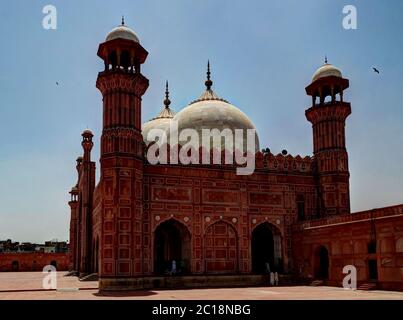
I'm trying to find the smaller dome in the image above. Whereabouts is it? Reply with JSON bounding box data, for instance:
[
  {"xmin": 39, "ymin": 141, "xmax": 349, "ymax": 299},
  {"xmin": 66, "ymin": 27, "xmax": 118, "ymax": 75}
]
[
  {"xmin": 82, "ymin": 129, "xmax": 93, "ymax": 136},
  {"xmin": 168, "ymin": 62, "xmax": 260, "ymax": 153},
  {"xmin": 106, "ymin": 25, "xmax": 139, "ymax": 43},
  {"xmin": 142, "ymin": 82, "xmax": 176, "ymax": 145},
  {"xmin": 312, "ymin": 63, "xmax": 342, "ymax": 82},
  {"xmin": 142, "ymin": 108, "xmax": 176, "ymax": 146}
]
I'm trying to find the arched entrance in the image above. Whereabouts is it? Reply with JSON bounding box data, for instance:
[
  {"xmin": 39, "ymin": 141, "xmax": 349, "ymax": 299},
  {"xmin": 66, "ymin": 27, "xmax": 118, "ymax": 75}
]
[
  {"xmin": 154, "ymin": 219, "xmax": 191, "ymax": 275},
  {"xmin": 50, "ymin": 260, "xmax": 57, "ymax": 269},
  {"xmin": 12, "ymin": 260, "xmax": 19, "ymax": 271},
  {"xmin": 314, "ymin": 246, "xmax": 329, "ymax": 279},
  {"xmin": 204, "ymin": 221, "xmax": 238, "ymax": 274},
  {"xmin": 251, "ymin": 223, "xmax": 283, "ymax": 274}
]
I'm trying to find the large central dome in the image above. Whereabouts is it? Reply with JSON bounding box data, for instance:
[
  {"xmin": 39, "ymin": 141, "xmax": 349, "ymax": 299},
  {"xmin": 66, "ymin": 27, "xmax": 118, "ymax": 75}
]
[
  {"xmin": 142, "ymin": 63, "xmax": 260, "ymax": 153},
  {"xmin": 173, "ymin": 88, "xmax": 260, "ymax": 152}
]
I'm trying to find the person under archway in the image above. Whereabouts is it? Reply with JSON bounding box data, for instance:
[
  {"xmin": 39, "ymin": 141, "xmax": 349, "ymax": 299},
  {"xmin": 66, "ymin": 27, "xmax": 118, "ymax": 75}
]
[{"xmin": 154, "ymin": 219, "xmax": 191, "ymax": 275}]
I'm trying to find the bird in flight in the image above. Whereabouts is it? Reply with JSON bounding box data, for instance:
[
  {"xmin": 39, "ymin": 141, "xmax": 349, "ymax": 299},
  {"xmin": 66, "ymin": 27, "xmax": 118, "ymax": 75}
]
[
  {"xmin": 56, "ymin": 82, "xmax": 59, "ymax": 86},
  {"xmin": 373, "ymin": 67, "xmax": 380, "ymax": 74}
]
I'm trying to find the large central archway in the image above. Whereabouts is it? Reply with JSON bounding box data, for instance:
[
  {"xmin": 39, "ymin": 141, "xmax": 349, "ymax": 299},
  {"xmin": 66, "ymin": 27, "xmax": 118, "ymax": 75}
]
[
  {"xmin": 251, "ymin": 222, "xmax": 283, "ymax": 274},
  {"xmin": 154, "ymin": 219, "xmax": 191, "ymax": 275}
]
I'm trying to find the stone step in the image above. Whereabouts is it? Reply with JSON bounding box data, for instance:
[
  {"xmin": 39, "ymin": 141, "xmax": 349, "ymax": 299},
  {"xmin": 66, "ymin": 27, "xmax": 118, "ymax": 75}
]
[
  {"xmin": 358, "ymin": 282, "xmax": 377, "ymax": 291},
  {"xmin": 79, "ymin": 273, "xmax": 99, "ymax": 282}
]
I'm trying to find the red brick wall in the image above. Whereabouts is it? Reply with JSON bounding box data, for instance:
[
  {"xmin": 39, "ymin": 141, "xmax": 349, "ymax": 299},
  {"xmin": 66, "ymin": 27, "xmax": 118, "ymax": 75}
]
[
  {"xmin": 0, "ymin": 253, "xmax": 70, "ymax": 272},
  {"xmin": 292, "ymin": 205, "xmax": 403, "ymax": 290},
  {"xmin": 142, "ymin": 160, "xmax": 319, "ymax": 275}
]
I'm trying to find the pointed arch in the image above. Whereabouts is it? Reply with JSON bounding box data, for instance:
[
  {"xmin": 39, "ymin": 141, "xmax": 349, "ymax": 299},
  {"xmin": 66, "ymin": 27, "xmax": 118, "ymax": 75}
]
[
  {"xmin": 251, "ymin": 222, "xmax": 283, "ymax": 274},
  {"xmin": 153, "ymin": 218, "xmax": 191, "ymax": 275}
]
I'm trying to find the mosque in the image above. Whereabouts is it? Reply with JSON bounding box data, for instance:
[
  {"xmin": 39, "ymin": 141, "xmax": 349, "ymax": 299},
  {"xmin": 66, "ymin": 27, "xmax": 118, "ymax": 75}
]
[{"xmin": 68, "ymin": 20, "xmax": 403, "ymax": 291}]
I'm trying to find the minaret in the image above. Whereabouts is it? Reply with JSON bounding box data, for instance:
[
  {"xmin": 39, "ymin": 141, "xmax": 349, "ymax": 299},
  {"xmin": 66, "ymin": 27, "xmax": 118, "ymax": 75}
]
[
  {"xmin": 96, "ymin": 19, "xmax": 149, "ymax": 289},
  {"xmin": 68, "ymin": 186, "xmax": 79, "ymax": 272},
  {"xmin": 72, "ymin": 157, "xmax": 82, "ymax": 272},
  {"xmin": 79, "ymin": 129, "xmax": 95, "ymax": 276},
  {"xmin": 305, "ymin": 60, "xmax": 351, "ymax": 217}
]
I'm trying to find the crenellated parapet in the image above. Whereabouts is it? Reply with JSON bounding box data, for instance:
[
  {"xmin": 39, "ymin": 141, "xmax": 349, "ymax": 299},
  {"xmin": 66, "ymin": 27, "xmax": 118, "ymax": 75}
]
[
  {"xmin": 143, "ymin": 143, "xmax": 314, "ymax": 174},
  {"xmin": 255, "ymin": 151, "xmax": 314, "ymax": 173}
]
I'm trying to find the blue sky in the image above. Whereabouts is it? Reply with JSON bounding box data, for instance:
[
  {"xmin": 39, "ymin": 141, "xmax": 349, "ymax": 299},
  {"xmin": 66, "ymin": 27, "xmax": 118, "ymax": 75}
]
[{"xmin": 0, "ymin": 0, "xmax": 402, "ymax": 242}]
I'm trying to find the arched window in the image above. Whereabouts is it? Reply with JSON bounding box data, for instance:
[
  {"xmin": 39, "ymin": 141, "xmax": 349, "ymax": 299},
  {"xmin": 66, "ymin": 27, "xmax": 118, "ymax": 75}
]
[
  {"xmin": 314, "ymin": 246, "xmax": 329, "ymax": 279},
  {"xmin": 396, "ymin": 238, "xmax": 403, "ymax": 252},
  {"xmin": 120, "ymin": 50, "xmax": 131, "ymax": 71},
  {"xmin": 108, "ymin": 51, "xmax": 117, "ymax": 69},
  {"xmin": 12, "ymin": 260, "xmax": 19, "ymax": 271},
  {"xmin": 50, "ymin": 260, "xmax": 57, "ymax": 269},
  {"xmin": 296, "ymin": 194, "xmax": 305, "ymax": 221}
]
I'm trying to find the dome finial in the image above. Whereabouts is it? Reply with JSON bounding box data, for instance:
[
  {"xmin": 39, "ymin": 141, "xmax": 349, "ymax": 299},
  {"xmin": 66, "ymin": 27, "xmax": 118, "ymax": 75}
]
[
  {"xmin": 121, "ymin": 15, "xmax": 125, "ymax": 26},
  {"xmin": 205, "ymin": 60, "xmax": 213, "ymax": 90},
  {"xmin": 164, "ymin": 80, "xmax": 171, "ymax": 108},
  {"xmin": 325, "ymin": 55, "xmax": 328, "ymax": 64}
]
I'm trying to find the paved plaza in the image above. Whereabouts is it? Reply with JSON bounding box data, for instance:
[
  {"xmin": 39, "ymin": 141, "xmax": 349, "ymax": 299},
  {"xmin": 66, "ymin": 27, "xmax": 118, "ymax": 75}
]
[{"xmin": 0, "ymin": 272, "xmax": 403, "ymax": 300}]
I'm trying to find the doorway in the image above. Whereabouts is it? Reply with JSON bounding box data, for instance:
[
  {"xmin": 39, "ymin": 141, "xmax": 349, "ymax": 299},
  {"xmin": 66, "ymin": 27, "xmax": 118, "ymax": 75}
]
[
  {"xmin": 314, "ymin": 246, "xmax": 329, "ymax": 279},
  {"xmin": 154, "ymin": 219, "xmax": 191, "ymax": 275},
  {"xmin": 252, "ymin": 223, "xmax": 282, "ymax": 273}
]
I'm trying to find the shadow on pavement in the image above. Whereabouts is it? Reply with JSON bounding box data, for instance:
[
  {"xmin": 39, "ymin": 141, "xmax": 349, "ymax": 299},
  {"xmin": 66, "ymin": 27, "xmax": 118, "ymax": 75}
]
[{"xmin": 93, "ymin": 290, "xmax": 157, "ymax": 297}]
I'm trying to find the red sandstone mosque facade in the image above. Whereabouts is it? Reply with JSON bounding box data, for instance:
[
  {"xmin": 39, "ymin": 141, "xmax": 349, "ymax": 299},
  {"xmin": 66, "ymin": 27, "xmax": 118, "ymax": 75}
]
[{"xmin": 68, "ymin": 21, "xmax": 403, "ymax": 291}]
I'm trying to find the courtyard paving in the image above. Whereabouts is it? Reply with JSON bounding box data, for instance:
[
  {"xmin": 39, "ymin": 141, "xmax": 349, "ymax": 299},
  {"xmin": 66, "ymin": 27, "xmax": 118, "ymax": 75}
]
[{"xmin": 0, "ymin": 272, "xmax": 403, "ymax": 300}]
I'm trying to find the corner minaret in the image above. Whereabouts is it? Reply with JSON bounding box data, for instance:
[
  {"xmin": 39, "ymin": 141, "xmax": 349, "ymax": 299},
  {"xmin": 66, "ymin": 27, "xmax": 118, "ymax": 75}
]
[
  {"xmin": 96, "ymin": 20, "xmax": 149, "ymax": 290},
  {"xmin": 68, "ymin": 186, "xmax": 79, "ymax": 272},
  {"xmin": 79, "ymin": 129, "xmax": 96, "ymax": 276},
  {"xmin": 305, "ymin": 61, "xmax": 351, "ymax": 217}
]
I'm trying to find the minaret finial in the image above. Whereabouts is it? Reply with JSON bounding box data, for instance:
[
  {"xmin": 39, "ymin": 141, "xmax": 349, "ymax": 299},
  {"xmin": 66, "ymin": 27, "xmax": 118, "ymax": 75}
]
[
  {"xmin": 325, "ymin": 55, "xmax": 328, "ymax": 64},
  {"xmin": 205, "ymin": 60, "xmax": 213, "ymax": 90},
  {"xmin": 121, "ymin": 16, "xmax": 125, "ymax": 26},
  {"xmin": 164, "ymin": 80, "xmax": 171, "ymax": 108}
]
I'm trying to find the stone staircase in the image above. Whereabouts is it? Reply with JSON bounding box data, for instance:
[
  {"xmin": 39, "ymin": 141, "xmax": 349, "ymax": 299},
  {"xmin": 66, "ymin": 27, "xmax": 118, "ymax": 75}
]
[{"xmin": 358, "ymin": 282, "xmax": 377, "ymax": 291}]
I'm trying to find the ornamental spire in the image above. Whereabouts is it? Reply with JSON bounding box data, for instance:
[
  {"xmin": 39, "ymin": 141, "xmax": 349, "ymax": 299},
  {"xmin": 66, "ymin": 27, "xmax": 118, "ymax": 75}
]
[
  {"xmin": 164, "ymin": 80, "xmax": 171, "ymax": 108},
  {"xmin": 150, "ymin": 81, "xmax": 176, "ymax": 120},
  {"xmin": 325, "ymin": 55, "xmax": 328, "ymax": 64},
  {"xmin": 205, "ymin": 60, "xmax": 213, "ymax": 90},
  {"xmin": 121, "ymin": 16, "xmax": 125, "ymax": 26}
]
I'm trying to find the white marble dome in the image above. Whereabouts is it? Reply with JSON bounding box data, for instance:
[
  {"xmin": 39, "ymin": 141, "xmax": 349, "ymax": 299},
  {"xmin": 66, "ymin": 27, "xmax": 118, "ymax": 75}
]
[
  {"xmin": 142, "ymin": 69, "xmax": 260, "ymax": 153},
  {"xmin": 312, "ymin": 63, "xmax": 342, "ymax": 83},
  {"xmin": 170, "ymin": 88, "xmax": 260, "ymax": 152},
  {"xmin": 142, "ymin": 107, "xmax": 175, "ymax": 146},
  {"xmin": 106, "ymin": 24, "xmax": 140, "ymax": 43}
]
